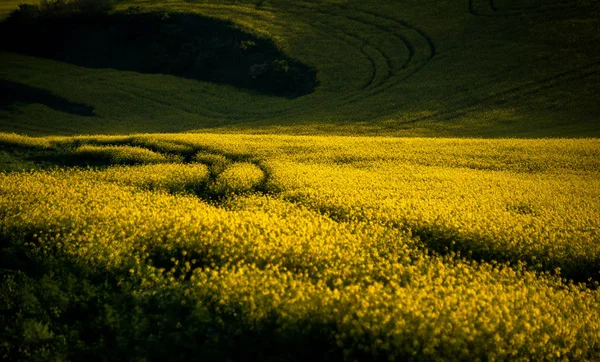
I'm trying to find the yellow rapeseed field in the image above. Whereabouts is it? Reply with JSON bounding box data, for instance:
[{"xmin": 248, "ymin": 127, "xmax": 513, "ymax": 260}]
[{"xmin": 1, "ymin": 132, "xmax": 599, "ymax": 360}]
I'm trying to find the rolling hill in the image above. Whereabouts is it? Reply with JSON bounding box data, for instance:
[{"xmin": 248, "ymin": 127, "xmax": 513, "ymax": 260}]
[
  {"xmin": 1, "ymin": 1, "xmax": 600, "ymax": 361},
  {"xmin": 1, "ymin": 0, "xmax": 598, "ymax": 136}
]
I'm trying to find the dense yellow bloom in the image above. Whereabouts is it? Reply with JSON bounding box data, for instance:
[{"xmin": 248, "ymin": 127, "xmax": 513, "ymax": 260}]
[
  {"xmin": 74, "ymin": 144, "xmax": 179, "ymax": 164},
  {"xmin": 1, "ymin": 132, "xmax": 599, "ymax": 360}
]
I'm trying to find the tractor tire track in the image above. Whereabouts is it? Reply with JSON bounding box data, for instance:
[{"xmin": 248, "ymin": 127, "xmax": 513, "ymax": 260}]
[
  {"xmin": 315, "ymin": 4, "xmax": 436, "ymax": 85},
  {"xmin": 288, "ymin": 3, "xmax": 435, "ymax": 106},
  {"xmin": 158, "ymin": 3, "xmax": 379, "ymax": 121},
  {"xmin": 402, "ymin": 62, "xmax": 600, "ymax": 123},
  {"xmin": 470, "ymin": 0, "xmax": 580, "ymax": 17},
  {"xmin": 285, "ymin": 8, "xmax": 386, "ymax": 92},
  {"xmin": 342, "ymin": 7, "xmax": 436, "ymax": 100},
  {"xmin": 158, "ymin": 2, "xmax": 436, "ymax": 122},
  {"xmin": 282, "ymin": 3, "xmax": 401, "ymax": 96},
  {"xmin": 199, "ymin": 1, "xmax": 433, "ymax": 97},
  {"xmin": 178, "ymin": 3, "xmax": 396, "ymax": 120},
  {"xmin": 186, "ymin": 4, "xmax": 384, "ymax": 103}
]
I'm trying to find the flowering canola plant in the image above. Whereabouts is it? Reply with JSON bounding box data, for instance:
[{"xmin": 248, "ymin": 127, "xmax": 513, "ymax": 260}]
[{"xmin": 1, "ymin": 132, "xmax": 599, "ymax": 360}]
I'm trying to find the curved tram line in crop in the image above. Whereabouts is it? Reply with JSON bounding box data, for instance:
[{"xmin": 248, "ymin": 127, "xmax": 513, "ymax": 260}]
[
  {"xmin": 2, "ymin": 132, "xmax": 600, "ymax": 360},
  {"xmin": 469, "ymin": 0, "xmax": 580, "ymax": 17},
  {"xmin": 399, "ymin": 62, "xmax": 600, "ymax": 124},
  {"xmin": 165, "ymin": 1, "xmax": 436, "ymax": 120},
  {"xmin": 32, "ymin": 138, "xmax": 274, "ymax": 201}
]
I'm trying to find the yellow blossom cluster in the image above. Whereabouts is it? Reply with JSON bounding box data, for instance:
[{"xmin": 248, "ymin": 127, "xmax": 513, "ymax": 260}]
[
  {"xmin": 1, "ymin": 132, "xmax": 599, "ymax": 359},
  {"xmin": 89, "ymin": 163, "xmax": 210, "ymax": 193},
  {"xmin": 73, "ymin": 144, "xmax": 180, "ymax": 164},
  {"xmin": 209, "ymin": 162, "xmax": 265, "ymax": 195}
]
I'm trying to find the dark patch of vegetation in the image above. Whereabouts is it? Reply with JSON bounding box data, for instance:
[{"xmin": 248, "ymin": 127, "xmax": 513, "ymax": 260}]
[
  {"xmin": 0, "ymin": 138, "xmax": 340, "ymax": 362},
  {"xmin": 0, "ymin": 80, "xmax": 94, "ymax": 117},
  {"xmin": 0, "ymin": 138, "xmax": 275, "ymax": 202},
  {"xmin": 0, "ymin": 235, "xmax": 343, "ymax": 362},
  {"xmin": 0, "ymin": 141, "xmax": 115, "ymax": 171},
  {"xmin": 0, "ymin": 1, "xmax": 317, "ymax": 98}
]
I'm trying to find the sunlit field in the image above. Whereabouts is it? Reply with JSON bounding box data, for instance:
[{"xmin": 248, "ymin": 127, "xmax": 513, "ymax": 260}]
[
  {"xmin": 2, "ymin": 133, "xmax": 600, "ymax": 360},
  {"xmin": 1, "ymin": 0, "xmax": 599, "ymax": 360}
]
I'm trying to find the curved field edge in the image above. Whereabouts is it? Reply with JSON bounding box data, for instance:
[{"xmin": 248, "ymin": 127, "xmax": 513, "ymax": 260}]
[
  {"xmin": 1, "ymin": 0, "xmax": 599, "ymax": 137},
  {"xmin": 1, "ymin": 132, "xmax": 599, "ymax": 360}
]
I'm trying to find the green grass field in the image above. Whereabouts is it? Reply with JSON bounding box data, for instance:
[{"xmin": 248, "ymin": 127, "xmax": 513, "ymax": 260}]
[
  {"xmin": 1, "ymin": 0, "xmax": 599, "ymax": 361},
  {"xmin": 1, "ymin": 0, "xmax": 599, "ymax": 136}
]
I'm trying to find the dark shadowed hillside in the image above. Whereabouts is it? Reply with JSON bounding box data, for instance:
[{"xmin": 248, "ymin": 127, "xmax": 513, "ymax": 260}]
[{"xmin": 1, "ymin": 0, "xmax": 598, "ymax": 136}]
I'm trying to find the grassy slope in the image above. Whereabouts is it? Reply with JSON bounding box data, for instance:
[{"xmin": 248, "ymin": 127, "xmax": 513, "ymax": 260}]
[{"xmin": 1, "ymin": 0, "xmax": 599, "ymax": 137}]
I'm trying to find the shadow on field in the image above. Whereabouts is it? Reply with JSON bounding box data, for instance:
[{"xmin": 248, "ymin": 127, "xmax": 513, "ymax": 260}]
[
  {"xmin": 0, "ymin": 136, "xmax": 276, "ymax": 202},
  {"xmin": 1, "ymin": 230, "xmax": 345, "ymax": 361},
  {"xmin": 0, "ymin": 8, "xmax": 317, "ymax": 98},
  {"xmin": 0, "ymin": 80, "xmax": 95, "ymax": 116}
]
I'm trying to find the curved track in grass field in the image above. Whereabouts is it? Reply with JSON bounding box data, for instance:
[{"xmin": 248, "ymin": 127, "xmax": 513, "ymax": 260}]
[
  {"xmin": 1, "ymin": 0, "xmax": 599, "ymax": 136},
  {"xmin": 168, "ymin": 0, "xmax": 594, "ymax": 128},
  {"xmin": 162, "ymin": 1, "xmax": 436, "ymax": 121},
  {"xmin": 469, "ymin": 0, "xmax": 580, "ymax": 16},
  {"xmin": 323, "ymin": 5, "xmax": 436, "ymax": 100},
  {"xmin": 400, "ymin": 62, "xmax": 600, "ymax": 123},
  {"xmin": 273, "ymin": 2, "xmax": 436, "ymax": 109}
]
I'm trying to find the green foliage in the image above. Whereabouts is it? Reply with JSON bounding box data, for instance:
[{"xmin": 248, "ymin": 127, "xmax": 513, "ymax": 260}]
[
  {"xmin": 5, "ymin": 4, "xmax": 40, "ymax": 22},
  {"xmin": 1, "ymin": 8, "xmax": 317, "ymax": 98},
  {"xmin": 1, "ymin": 0, "xmax": 598, "ymax": 136},
  {"xmin": 38, "ymin": 0, "xmax": 113, "ymax": 17},
  {"xmin": 5, "ymin": 0, "xmax": 114, "ymax": 20},
  {"xmin": 74, "ymin": 0, "xmax": 114, "ymax": 15}
]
